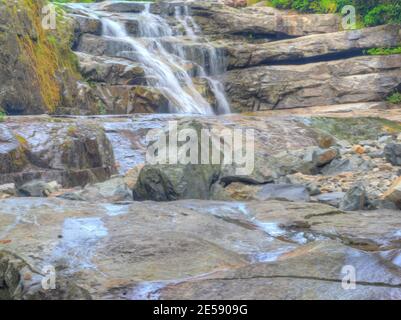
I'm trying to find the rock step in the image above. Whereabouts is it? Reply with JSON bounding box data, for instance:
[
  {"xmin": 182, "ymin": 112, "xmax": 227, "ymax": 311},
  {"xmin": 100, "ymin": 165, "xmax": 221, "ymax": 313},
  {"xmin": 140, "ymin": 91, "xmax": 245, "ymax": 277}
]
[
  {"xmin": 70, "ymin": 12, "xmax": 182, "ymax": 39},
  {"xmin": 224, "ymin": 54, "xmax": 401, "ymax": 112},
  {"xmin": 88, "ymin": 80, "xmax": 219, "ymax": 115},
  {"xmin": 188, "ymin": 1, "xmax": 341, "ymax": 38},
  {"xmin": 93, "ymin": 84, "xmax": 171, "ymax": 114},
  {"xmin": 224, "ymin": 24, "xmax": 401, "ymax": 69},
  {"xmin": 76, "ymin": 52, "xmax": 148, "ymax": 86},
  {"xmin": 76, "ymin": 34, "xmax": 223, "ymax": 76},
  {"xmin": 68, "ymin": 1, "xmax": 343, "ymax": 42}
]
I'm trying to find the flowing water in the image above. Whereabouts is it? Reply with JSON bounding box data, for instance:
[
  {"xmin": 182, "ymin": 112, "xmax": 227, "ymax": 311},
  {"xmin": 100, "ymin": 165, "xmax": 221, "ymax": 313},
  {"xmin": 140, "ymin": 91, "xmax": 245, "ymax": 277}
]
[{"xmin": 68, "ymin": 2, "xmax": 230, "ymax": 115}]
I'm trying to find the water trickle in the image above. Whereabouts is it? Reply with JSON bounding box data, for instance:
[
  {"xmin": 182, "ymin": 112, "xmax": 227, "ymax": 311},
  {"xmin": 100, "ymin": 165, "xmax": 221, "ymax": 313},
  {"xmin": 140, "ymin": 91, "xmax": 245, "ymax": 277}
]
[
  {"xmin": 78, "ymin": 2, "xmax": 230, "ymax": 115},
  {"xmin": 51, "ymin": 217, "xmax": 108, "ymax": 271}
]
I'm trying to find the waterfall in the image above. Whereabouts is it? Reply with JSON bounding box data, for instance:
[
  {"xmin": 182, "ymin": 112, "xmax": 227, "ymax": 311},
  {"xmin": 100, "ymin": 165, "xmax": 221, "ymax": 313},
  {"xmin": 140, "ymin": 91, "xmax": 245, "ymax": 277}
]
[
  {"xmin": 172, "ymin": 4, "xmax": 231, "ymax": 114},
  {"xmin": 70, "ymin": 2, "xmax": 230, "ymax": 115}
]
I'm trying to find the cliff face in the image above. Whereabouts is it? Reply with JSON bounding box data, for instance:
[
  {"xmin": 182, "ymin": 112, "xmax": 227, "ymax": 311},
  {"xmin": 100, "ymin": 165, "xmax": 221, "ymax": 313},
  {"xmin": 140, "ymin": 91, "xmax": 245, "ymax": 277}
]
[
  {"xmin": 1, "ymin": 0, "xmax": 400, "ymax": 115},
  {"xmin": 185, "ymin": 2, "xmax": 401, "ymax": 112},
  {"xmin": 0, "ymin": 0, "xmax": 96, "ymax": 115}
]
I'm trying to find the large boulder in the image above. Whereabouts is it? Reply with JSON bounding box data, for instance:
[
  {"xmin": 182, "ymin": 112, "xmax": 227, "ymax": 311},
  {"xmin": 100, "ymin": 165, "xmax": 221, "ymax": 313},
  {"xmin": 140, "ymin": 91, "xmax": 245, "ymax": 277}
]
[
  {"xmin": 133, "ymin": 120, "xmax": 221, "ymax": 201},
  {"xmin": 0, "ymin": 118, "xmax": 116, "ymax": 188},
  {"xmin": 132, "ymin": 116, "xmax": 336, "ymax": 201},
  {"xmin": 133, "ymin": 164, "xmax": 220, "ymax": 201}
]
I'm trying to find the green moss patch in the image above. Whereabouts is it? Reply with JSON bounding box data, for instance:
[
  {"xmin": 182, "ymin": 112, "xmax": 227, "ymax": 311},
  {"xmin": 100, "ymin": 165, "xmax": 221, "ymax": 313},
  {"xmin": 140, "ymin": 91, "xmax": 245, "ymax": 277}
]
[{"xmin": 310, "ymin": 117, "xmax": 401, "ymax": 144}]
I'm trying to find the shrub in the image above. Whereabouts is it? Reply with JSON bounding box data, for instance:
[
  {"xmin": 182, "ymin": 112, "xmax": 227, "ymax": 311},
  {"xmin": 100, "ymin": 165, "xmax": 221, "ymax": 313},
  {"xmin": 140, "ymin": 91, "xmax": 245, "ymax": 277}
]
[
  {"xmin": 0, "ymin": 111, "xmax": 6, "ymax": 122},
  {"xmin": 267, "ymin": 0, "xmax": 401, "ymax": 26},
  {"xmin": 387, "ymin": 92, "xmax": 401, "ymax": 105},
  {"xmin": 270, "ymin": 0, "xmax": 292, "ymax": 9},
  {"xmin": 364, "ymin": 4, "xmax": 401, "ymax": 26},
  {"xmin": 366, "ymin": 47, "xmax": 401, "ymax": 56}
]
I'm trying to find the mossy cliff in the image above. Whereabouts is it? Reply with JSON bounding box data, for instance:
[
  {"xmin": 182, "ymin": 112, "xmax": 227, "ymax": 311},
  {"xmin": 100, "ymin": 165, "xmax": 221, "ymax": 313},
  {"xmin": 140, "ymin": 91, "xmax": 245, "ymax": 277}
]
[{"xmin": 0, "ymin": 0, "xmax": 96, "ymax": 115}]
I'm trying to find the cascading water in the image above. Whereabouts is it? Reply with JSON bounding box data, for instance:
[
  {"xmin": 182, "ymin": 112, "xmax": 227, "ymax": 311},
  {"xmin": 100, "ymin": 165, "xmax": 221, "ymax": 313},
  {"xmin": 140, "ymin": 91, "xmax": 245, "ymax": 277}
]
[
  {"xmin": 173, "ymin": 5, "xmax": 231, "ymax": 114},
  {"xmin": 69, "ymin": 2, "xmax": 230, "ymax": 115}
]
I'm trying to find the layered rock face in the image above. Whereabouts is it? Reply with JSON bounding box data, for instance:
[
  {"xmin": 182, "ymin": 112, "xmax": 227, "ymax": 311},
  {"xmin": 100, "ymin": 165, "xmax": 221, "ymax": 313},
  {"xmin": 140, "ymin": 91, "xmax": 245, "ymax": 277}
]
[
  {"xmin": 203, "ymin": 4, "xmax": 401, "ymax": 111},
  {"xmin": 190, "ymin": 1, "xmax": 341, "ymax": 38},
  {"xmin": 0, "ymin": 118, "xmax": 116, "ymax": 188},
  {"xmin": 226, "ymin": 55, "xmax": 401, "ymax": 111},
  {"xmin": 182, "ymin": 1, "xmax": 401, "ymax": 112},
  {"xmin": 2, "ymin": 0, "xmax": 400, "ymax": 115},
  {"xmin": 0, "ymin": 0, "xmax": 98, "ymax": 115}
]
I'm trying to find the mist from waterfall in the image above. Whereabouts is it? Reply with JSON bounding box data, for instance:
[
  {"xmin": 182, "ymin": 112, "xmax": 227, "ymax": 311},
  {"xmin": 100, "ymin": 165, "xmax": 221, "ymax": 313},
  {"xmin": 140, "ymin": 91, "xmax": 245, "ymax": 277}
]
[{"xmin": 77, "ymin": 2, "xmax": 231, "ymax": 115}]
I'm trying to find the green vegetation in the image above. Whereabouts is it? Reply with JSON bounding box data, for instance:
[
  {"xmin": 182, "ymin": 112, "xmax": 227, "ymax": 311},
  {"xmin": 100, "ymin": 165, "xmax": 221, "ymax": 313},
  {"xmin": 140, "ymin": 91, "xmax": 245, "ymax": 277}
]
[
  {"xmin": 387, "ymin": 92, "xmax": 401, "ymax": 105},
  {"xmin": 50, "ymin": 0, "xmax": 153, "ymax": 3},
  {"xmin": 366, "ymin": 47, "xmax": 401, "ymax": 55},
  {"xmin": 262, "ymin": 0, "xmax": 401, "ymax": 26},
  {"xmin": 51, "ymin": 0, "xmax": 96, "ymax": 3},
  {"xmin": 97, "ymin": 101, "xmax": 107, "ymax": 115},
  {"xmin": 310, "ymin": 117, "xmax": 401, "ymax": 144},
  {"xmin": 3, "ymin": 0, "xmax": 83, "ymax": 113},
  {"xmin": 0, "ymin": 111, "xmax": 6, "ymax": 122}
]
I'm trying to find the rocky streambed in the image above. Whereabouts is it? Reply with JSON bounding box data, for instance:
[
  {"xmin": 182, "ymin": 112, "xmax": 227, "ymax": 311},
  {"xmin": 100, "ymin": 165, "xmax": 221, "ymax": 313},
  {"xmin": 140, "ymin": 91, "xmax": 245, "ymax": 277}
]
[{"xmin": 1, "ymin": 112, "xmax": 401, "ymax": 300}]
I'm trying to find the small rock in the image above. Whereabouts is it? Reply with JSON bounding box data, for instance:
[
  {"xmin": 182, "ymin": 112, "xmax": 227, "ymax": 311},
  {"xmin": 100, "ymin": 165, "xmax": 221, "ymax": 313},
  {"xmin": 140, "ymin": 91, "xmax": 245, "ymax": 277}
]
[
  {"xmin": 0, "ymin": 183, "xmax": 16, "ymax": 198},
  {"xmin": 306, "ymin": 182, "xmax": 321, "ymax": 196},
  {"xmin": 339, "ymin": 183, "xmax": 366, "ymax": 211},
  {"xmin": 368, "ymin": 150, "xmax": 384, "ymax": 159},
  {"xmin": 255, "ymin": 184, "xmax": 310, "ymax": 202},
  {"xmin": 378, "ymin": 163, "xmax": 394, "ymax": 171},
  {"xmin": 352, "ymin": 145, "xmax": 365, "ymax": 154},
  {"xmin": 383, "ymin": 176, "xmax": 401, "ymax": 209},
  {"xmin": 18, "ymin": 180, "xmax": 60, "ymax": 197},
  {"xmin": 384, "ymin": 143, "xmax": 401, "ymax": 166},
  {"xmin": 378, "ymin": 135, "xmax": 393, "ymax": 144},
  {"xmin": 359, "ymin": 140, "xmax": 378, "ymax": 147},
  {"xmin": 316, "ymin": 192, "xmax": 345, "ymax": 208},
  {"xmin": 299, "ymin": 147, "xmax": 338, "ymax": 174}
]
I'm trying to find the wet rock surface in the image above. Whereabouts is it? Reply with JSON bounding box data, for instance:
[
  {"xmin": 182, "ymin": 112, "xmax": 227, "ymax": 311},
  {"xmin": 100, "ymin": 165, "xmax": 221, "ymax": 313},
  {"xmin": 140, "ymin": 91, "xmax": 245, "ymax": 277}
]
[
  {"xmin": 2, "ymin": 113, "xmax": 400, "ymax": 208},
  {"xmin": 1, "ymin": 112, "xmax": 401, "ymax": 300},
  {"xmin": 1, "ymin": 198, "xmax": 401, "ymax": 299},
  {"xmin": 0, "ymin": 117, "xmax": 116, "ymax": 188}
]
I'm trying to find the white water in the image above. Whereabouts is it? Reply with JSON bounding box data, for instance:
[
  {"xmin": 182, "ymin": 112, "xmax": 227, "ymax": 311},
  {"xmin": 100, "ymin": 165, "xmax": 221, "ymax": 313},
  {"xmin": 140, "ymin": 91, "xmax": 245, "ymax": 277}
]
[
  {"xmin": 74, "ymin": 2, "xmax": 230, "ymax": 115},
  {"xmin": 173, "ymin": 4, "xmax": 231, "ymax": 114}
]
